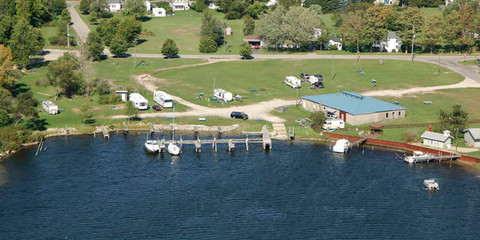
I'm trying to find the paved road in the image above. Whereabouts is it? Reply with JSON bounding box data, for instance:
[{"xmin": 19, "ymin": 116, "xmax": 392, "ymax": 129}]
[{"xmin": 67, "ymin": 1, "xmax": 90, "ymax": 43}]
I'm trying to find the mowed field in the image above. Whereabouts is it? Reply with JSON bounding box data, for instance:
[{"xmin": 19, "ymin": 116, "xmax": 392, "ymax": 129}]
[{"xmin": 154, "ymin": 59, "xmax": 463, "ymax": 107}]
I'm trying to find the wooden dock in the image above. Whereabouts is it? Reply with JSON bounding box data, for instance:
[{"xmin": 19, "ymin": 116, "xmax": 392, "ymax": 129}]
[
  {"xmin": 157, "ymin": 125, "xmax": 272, "ymax": 153},
  {"xmin": 408, "ymin": 154, "xmax": 462, "ymax": 163},
  {"xmin": 348, "ymin": 137, "xmax": 367, "ymax": 149},
  {"xmin": 101, "ymin": 126, "xmax": 110, "ymax": 140}
]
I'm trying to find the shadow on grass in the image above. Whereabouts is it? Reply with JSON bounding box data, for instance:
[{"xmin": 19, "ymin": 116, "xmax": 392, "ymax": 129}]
[
  {"xmin": 139, "ymin": 16, "xmax": 152, "ymax": 22},
  {"xmin": 85, "ymin": 119, "xmax": 97, "ymax": 124},
  {"xmin": 26, "ymin": 118, "xmax": 49, "ymax": 131},
  {"xmin": 9, "ymin": 83, "xmax": 30, "ymax": 97}
]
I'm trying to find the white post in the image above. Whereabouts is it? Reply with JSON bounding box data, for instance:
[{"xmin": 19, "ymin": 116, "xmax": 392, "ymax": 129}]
[{"xmin": 67, "ymin": 23, "xmax": 70, "ymax": 48}]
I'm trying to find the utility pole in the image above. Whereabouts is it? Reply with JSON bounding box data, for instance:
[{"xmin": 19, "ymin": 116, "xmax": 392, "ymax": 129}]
[
  {"xmin": 67, "ymin": 22, "xmax": 70, "ymax": 48},
  {"xmin": 133, "ymin": 39, "xmax": 137, "ymax": 67},
  {"xmin": 455, "ymin": 127, "xmax": 459, "ymax": 151},
  {"xmin": 331, "ymin": 53, "xmax": 335, "ymax": 81}
]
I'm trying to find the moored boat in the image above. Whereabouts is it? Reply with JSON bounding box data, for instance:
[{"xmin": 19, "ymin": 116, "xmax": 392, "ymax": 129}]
[
  {"xmin": 404, "ymin": 151, "xmax": 432, "ymax": 163},
  {"xmin": 423, "ymin": 179, "xmax": 439, "ymax": 190},
  {"xmin": 145, "ymin": 139, "xmax": 160, "ymax": 153},
  {"xmin": 167, "ymin": 142, "xmax": 181, "ymax": 156},
  {"xmin": 333, "ymin": 139, "xmax": 350, "ymax": 153}
]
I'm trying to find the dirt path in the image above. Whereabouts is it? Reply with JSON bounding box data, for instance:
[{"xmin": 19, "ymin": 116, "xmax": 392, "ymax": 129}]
[{"xmin": 362, "ymin": 78, "xmax": 480, "ymax": 97}]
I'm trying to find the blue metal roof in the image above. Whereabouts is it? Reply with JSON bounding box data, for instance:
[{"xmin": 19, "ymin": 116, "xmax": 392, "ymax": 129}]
[{"xmin": 302, "ymin": 91, "xmax": 406, "ymax": 115}]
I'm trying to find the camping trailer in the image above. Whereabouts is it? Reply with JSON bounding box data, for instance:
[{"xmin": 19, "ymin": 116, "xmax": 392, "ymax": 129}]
[
  {"xmin": 323, "ymin": 119, "xmax": 345, "ymax": 130},
  {"xmin": 154, "ymin": 91, "xmax": 174, "ymax": 108},
  {"xmin": 129, "ymin": 93, "xmax": 149, "ymax": 110},
  {"xmin": 213, "ymin": 89, "xmax": 233, "ymax": 102},
  {"xmin": 284, "ymin": 76, "xmax": 302, "ymax": 89},
  {"xmin": 42, "ymin": 100, "xmax": 58, "ymax": 115}
]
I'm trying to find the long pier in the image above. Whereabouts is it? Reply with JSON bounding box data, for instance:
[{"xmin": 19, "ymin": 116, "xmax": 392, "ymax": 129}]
[{"xmin": 157, "ymin": 125, "xmax": 272, "ymax": 153}]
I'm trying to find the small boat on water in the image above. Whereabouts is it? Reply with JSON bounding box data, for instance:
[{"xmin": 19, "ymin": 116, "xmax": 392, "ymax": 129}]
[
  {"xmin": 145, "ymin": 139, "xmax": 160, "ymax": 153},
  {"xmin": 167, "ymin": 142, "xmax": 181, "ymax": 156},
  {"xmin": 423, "ymin": 179, "xmax": 439, "ymax": 190},
  {"xmin": 333, "ymin": 139, "xmax": 350, "ymax": 153},
  {"xmin": 404, "ymin": 151, "xmax": 432, "ymax": 163}
]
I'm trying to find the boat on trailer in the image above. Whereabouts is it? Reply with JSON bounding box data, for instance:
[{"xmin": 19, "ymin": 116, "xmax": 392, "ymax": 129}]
[{"xmin": 423, "ymin": 179, "xmax": 439, "ymax": 190}]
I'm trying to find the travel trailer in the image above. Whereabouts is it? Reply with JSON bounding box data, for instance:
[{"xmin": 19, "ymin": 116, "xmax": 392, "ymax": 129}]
[
  {"xmin": 42, "ymin": 100, "xmax": 58, "ymax": 115},
  {"xmin": 154, "ymin": 91, "xmax": 174, "ymax": 108},
  {"xmin": 284, "ymin": 76, "xmax": 302, "ymax": 89},
  {"xmin": 129, "ymin": 93, "xmax": 149, "ymax": 110},
  {"xmin": 323, "ymin": 119, "xmax": 345, "ymax": 130},
  {"xmin": 213, "ymin": 88, "xmax": 233, "ymax": 102}
]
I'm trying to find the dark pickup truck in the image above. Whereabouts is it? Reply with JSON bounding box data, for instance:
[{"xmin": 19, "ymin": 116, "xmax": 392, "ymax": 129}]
[{"xmin": 230, "ymin": 111, "xmax": 248, "ymax": 120}]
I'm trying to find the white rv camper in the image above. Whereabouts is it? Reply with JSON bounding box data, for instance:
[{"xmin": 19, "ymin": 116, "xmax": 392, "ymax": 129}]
[
  {"xmin": 284, "ymin": 76, "xmax": 302, "ymax": 89},
  {"xmin": 154, "ymin": 91, "xmax": 174, "ymax": 108},
  {"xmin": 42, "ymin": 100, "xmax": 58, "ymax": 115},
  {"xmin": 129, "ymin": 93, "xmax": 149, "ymax": 110},
  {"xmin": 323, "ymin": 119, "xmax": 345, "ymax": 130},
  {"xmin": 213, "ymin": 88, "xmax": 233, "ymax": 102}
]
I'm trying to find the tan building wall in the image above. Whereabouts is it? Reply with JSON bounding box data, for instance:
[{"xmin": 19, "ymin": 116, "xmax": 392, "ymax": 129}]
[
  {"xmin": 301, "ymin": 99, "xmax": 406, "ymax": 125},
  {"xmin": 423, "ymin": 139, "xmax": 451, "ymax": 149}
]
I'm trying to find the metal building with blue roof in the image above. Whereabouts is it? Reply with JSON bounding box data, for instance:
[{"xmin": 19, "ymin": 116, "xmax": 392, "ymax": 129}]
[{"xmin": 301, "ymin": 91, "xmax": 406, "ymax": 125}]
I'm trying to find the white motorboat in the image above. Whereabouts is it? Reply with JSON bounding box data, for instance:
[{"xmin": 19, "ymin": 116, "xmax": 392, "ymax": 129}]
[
  {"xmin": 423, "ymin": 179, "xmax": 439, "ymax": 190},
  {"xmin": 144, "ymin": 139, "xmax": 160, "ymax": 153},
  {"xmin": 167, "ymin": 142, "xmax": 181, "ymax": 156},
  {"xmin": 404, "ymin": 151, "xmax": 432, "ymax": 163},
  {"xmin": 333, "ymin": 139, "xmax": 350, "ymax": 153}
]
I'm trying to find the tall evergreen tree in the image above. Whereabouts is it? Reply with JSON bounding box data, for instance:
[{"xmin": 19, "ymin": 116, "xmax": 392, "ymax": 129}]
[
  {"xmin": 9, "ymin": 19, "xmax": 44, "ymax": 66},
  {"xmin": 85, "ymin": 31, "xmax": 104, "ymax": 61}
]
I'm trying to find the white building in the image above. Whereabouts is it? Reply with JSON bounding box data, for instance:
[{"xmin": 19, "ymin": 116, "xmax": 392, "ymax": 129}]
[
  {"xmin": 213, "ymin": 89, "xmax": 233, "ymax": 102},
  {"xmin": 108, "ymin": 0, "xmax": 122, "ymax": 12},
  {"xmin": 42, "ymin": 100, "xmax": 59, "ymax": 115},
  {"xmin": 421, "ymin": 130, "xmax": 453, "ymax": 149},
  {"xmin": 464, "ymin": 128, "xmax": 480, "ymax": 148},
  {"xmin": 152, "ymin": 7, "xmax": 166, "ymax": 17},
  {"xmin": 373, "ymin": 31, "xmax": 401, "ymax": 53},
  {"xmin": 129, "ymin": 93, "xmax": 149, "ymax": 110},
  {"xmin": 374, "ymin": 0, "xmax": 398, "ymax": 5},
  {"xmin": 225, "ymin": 27, "xmax": 232, "ymax": 36},
  {"xmin": 266, "ymin": 0, "xmax": 277, "ymax": 7},
  {"xmin": 326, "ymin": 37, "xmax": 342, "ymax": 51},
  {"xmin": 208, "ymin": 2, "xmax": 219, "ymax": 9},
  {"xmin": 169, "ymin": 0, "xmax": 190, "ymax": 11},
  {"xmin": 445, "ymin": 0, "xmax": 454, "ymax": 6},
  {"xmin": 115, "ymin": 90, "xmax": 128, "ymax": 102}
]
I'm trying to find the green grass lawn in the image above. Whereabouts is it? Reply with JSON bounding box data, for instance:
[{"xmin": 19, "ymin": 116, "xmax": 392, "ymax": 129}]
[
  {"xmin": 154, "ymin": 59, "xmax": 462, "ymax": 107},
  {"xmin": 423, "ymin": 7, "xmax": 442, "ymax": 17},
  {"xmin": 458, "ymin": 60, "xmax": 479, "ymax": 65},
  {"xmin": 40, "ymin": 26, "xmax": 79, "ymax": 49}
]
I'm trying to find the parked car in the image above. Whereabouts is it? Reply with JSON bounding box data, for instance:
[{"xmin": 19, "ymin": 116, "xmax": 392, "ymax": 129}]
[
  {"xmin": 314, "ymin": 74, "xmax": 323, "ymax": 80},
  {"xmin": 230, "ymin": 111, "xmax": 248, "ymax": 120},
  {"xmin": 300, "ymin": 73, "xmax": 310, "ymax": 79},
  {"xmin": 314, "ymin": 81, "xmax": 324, "ymax": 88},
  {"xmin": 152, "ymin": 105, "xmax": 162, "ymax": 111},
  {"xmin": 254, "ymin": 44, "xmax": 260, "ymax": 49}
]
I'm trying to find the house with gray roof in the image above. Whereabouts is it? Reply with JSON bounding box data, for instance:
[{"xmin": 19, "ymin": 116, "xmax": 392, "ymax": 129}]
[
  {"xmin": 421, "ymin": 130, "xmax": 453, "ymax": 149},
  {"xmin": 464, "ymin": 128, "xmax": 480, "ymax": 148},
  {"xmin": 373, "ymin": 31, "xmax": 401, "ymax": 53},
  {"xmin": 108, "ymin": 0, "xmax": 122, "ymax": 12},
  {"xmin": 301, "ymin": 91, "xmax": 406, "ymax": 125}
]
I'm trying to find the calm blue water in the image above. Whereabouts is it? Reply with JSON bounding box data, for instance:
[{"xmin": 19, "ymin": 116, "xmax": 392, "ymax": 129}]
[{"xmin": 1, "ymin": 134, "xmax": 480, "ymax": 239}]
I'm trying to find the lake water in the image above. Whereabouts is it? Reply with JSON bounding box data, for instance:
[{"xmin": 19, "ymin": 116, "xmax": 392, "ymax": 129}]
[{"xmin": 1, "ymin": 134, "xmax": 480, "ymax": 239}]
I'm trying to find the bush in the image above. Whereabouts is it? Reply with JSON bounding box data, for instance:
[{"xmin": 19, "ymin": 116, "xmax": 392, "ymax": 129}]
[
  {"xmin": 199, "ymin": 36, "xmax": 217, "ymax": 53},
  {"xmin": 310, "ymin": 111, "xmax": 326, "ymax": 131},
  {"xmin": 99, "ymin": 93, "xmax": 121, "ymax": 104},
  {"xmin": 401, "ymin": 131, "xmax": 418, "ymax": 142},
  {"xmin": 161, "ymin": 38, "xmax": 179, "ymax": 57}
]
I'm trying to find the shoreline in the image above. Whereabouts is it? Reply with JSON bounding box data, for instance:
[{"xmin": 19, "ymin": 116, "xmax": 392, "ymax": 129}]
[{"xmin": 2, "ymin": 126, "xmax": 480, "ymax": 172}]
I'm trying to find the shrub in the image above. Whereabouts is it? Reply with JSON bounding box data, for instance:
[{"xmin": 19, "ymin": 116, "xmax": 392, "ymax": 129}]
[{"xmin": 401, "ymin": 131, "xmax": 418, "ymax": 142}]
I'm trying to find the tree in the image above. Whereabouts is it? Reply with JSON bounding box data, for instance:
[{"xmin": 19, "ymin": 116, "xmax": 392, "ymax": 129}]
[
  {"xmin": 0, "ymin": 16, "xmax": 14, "ymax": 46},
  {"xmin": 46, "ymin": 53, "xmax": 84, "ymax": 98},
  {"xmin": 96, "ymin": 18, "xmax": 121, "ymax": 46},
  {"xmin": 117, "ymin": 16, "xmax": 142, "ymax": 46},
  {"xmin": 194, "ymin": 0, "xmax": 207, "ymax": 12},
  {"xmin": 123, "ymin": 0, "xmax": 147, "ymax": 19},
  {"xmin": 442, "ymin": 10, "xmax": 461, "ymax": 53},
  {"xmin": 310, "ymin": 111, "xmax": 326, "ymax": 131},
  {"xmin": 340, "ymin": 9, "xmax": 365, "ymax": 53},
  {"xmin": 12, "ymin": 92, "xmax": 38, "ymax": 125},
  {"xmin": 199, "ymin": 36, "xmax": 217, "ymax": 53},
  {"xmin": 420, "ymin": 15, "xmax": 442, "ymax": 54},
  {"xmin": 397, "ymin": 7, "xmax": 424, "ymax": 54},
  {"xmin": 258, "ymin": 6, "xmax": 287, "ymax": 49},
  {"xmin": 79, "ymin": 104, "xmax": 94, "ymax": 125},
  {"xmin": 438, "ymin": 105, "xmax": 469, "ymax": 135},
  {"xmin": 458, "ymin": 3, "xmax": 475, "ymax": 50},
  {"xmin": 245, "ymin": 2, "xmax": 266, "ymax": 19},
  {"xmin": 201, "ymin": 10, "xmax": 225, "ymax": 46},
  {"xmin": 126, "ymin": 101, "xmax": 138, "ymax": 122},
  {"xmin": 279, "ymin": 0, "xmax": 302, "ymax": 8},
  {"xmin": 243, "ymin": 15, "xmax": 255, "ymax": 36},
  {"xmin": 363, "ymin": 6, "xmax": 388, "ymax": 52},
  {"xmin": 80, "ymin": 0, "xmax": 90, "ymax": 14},
  {"xmin": 161, "ymin": 39, "xmax": 179, "ymax": 58},
  {"xmin": 109, "ymin": 35, "xmax": 129, "ymax": 56},
  {"xmin": 0, "ymin": 45, "xmax": 16, "ymax": 89},
  {"xmin": 15, "ymin": 0, "xmax": 32, "ymax": 22},
  {"xmin": 85, "ymin": 31, "xmax": 104, "ymax": 61},
  {"xmin": 309, "ymin": 4, "xmax": 323, "ymax": 15},
  {"xmin": 9, "ymin": 19, "xmax": 44, "ymax": 66},
  {"xmin": 239, "ymin": 41, "xmax": 252, "ymax": 59},
  {"xmin": 31, "ymin": 0, "xmax": 53, "ymax": 27},
  {"xmin": 444, "ymin": 0, "xmax": 479, "ymax": 15},
  {"xmin": 89, "ymin": 0, "xmax": 109, "ymax": 22}
]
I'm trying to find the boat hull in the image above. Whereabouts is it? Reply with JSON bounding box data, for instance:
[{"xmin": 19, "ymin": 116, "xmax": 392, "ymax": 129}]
[
  {"xmin": 167, "ymin": 143, "xmax": 181, "ymax": 156},
  {"xmin": 145, "ymin": 140, "xmax": 160, "ymax": 153}
]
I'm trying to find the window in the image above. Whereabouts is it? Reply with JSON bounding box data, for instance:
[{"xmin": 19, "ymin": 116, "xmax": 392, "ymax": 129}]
[
  {"xmin": 398, "ymin": 111, "xmax": 401, "ymax": 116},
  {"xmin": 392, "ymin": 112, "xmax": 395, "ymax": 117},
  {"xmin": 386, "ymin": 113, "xmax": 389, "ymax": 118}
]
